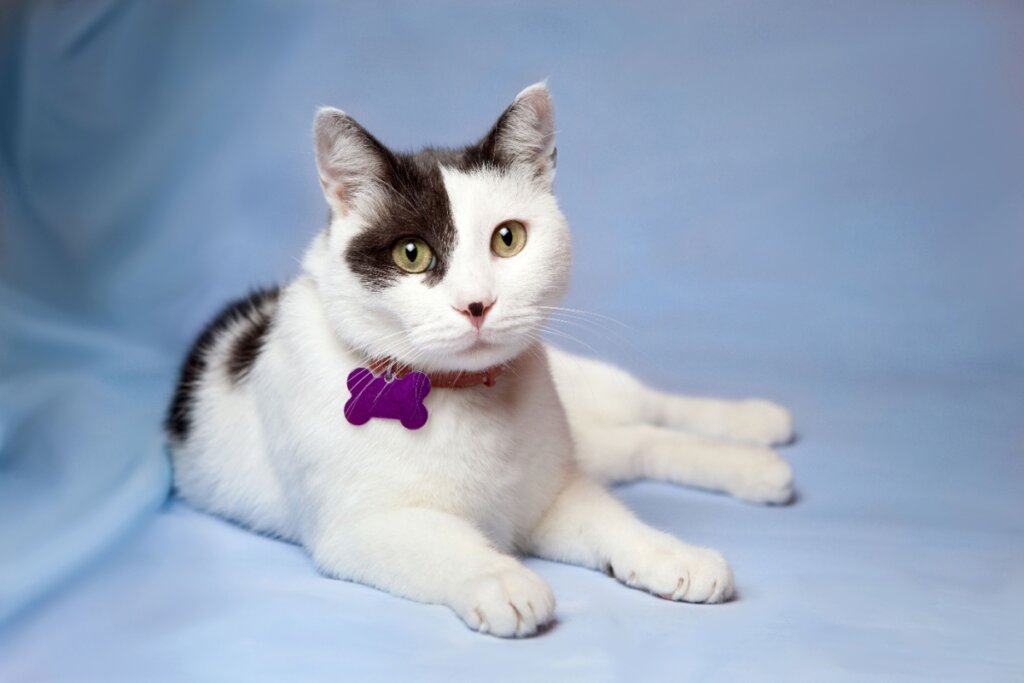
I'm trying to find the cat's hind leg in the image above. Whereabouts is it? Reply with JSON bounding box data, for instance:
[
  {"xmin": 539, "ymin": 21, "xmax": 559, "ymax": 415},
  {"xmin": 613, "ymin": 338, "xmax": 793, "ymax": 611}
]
[
  {"xmin": 547, "ymin": 346, "xmax": 793, "ymax": 445},
  {"xmin": 547, "ymin": 346, "xmax": 794, "ymax": 504},
  {"xmin": 573, "ymin": 424, "xmax": 793, "ymax": 504}
]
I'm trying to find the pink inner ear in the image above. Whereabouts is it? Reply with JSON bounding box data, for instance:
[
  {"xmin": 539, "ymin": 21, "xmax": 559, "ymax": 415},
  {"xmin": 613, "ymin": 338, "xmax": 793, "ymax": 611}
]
[
  {"xmin": 333, "ymin": 185, "xmax": 350, "ymax": 214},
  {"xmin": 320, "ymin": 175, "xmax": 352, "ymax": 216}
]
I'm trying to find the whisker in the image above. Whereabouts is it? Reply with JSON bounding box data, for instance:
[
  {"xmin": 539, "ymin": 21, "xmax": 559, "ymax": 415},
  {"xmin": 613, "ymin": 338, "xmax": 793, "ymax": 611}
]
[
  {"xmin": 536, "ymin": 305, "xmax": 632, "ymax": 329},
  {"xmin": 538, "ymin": 326, "xmax": 601, "ymax": 356},
  {"xmin": 543, "ymin": 314, "xmax": 630, "ymax": 341}
]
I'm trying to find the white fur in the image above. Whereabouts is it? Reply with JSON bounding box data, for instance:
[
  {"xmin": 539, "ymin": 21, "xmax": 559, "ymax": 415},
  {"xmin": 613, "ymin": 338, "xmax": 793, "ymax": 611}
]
[{"xmin": 170, "ymin": 84, "xmax": 794, "ymax": 637}]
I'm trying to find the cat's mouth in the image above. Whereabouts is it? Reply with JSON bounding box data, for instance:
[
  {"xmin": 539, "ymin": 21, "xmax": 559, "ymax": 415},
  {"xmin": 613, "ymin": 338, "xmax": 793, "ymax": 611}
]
[
  {"xmin": 448, "ymin": 332, "xmax": 501, "ymax": 359},
  {"xmin": 465, "ymin": 337, "xmax": 493, "ymax": 351},
  {"xmin": 396, "ymin": 310, "xmax": 542, "ymax": 372},
  {"xmin": 410, "ymin": 327, "xmax": 528, "ymax": 372},
  {"xmin": 453, "ymin": 340, "xmax": 514, "ymax": 370}
]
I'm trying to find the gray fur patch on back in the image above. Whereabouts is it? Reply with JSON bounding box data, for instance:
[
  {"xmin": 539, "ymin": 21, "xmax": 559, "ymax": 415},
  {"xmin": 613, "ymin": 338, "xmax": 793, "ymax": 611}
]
[{"xmin": 166, "ymin": 287, "xmax": 280, "ymax": 441}]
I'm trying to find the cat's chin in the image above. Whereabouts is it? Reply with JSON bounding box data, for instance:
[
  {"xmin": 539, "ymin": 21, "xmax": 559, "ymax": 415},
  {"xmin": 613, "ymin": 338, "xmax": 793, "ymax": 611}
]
[{"xmin": 412, "ymin": 338, "xmax": 532, "ymax": 373}]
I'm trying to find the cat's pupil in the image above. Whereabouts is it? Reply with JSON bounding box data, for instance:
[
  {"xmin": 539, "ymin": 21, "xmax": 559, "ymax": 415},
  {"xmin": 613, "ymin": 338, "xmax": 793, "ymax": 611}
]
[
  {"xmin": 404, "ymin": 243, "xmax": 418, "ymax": 262},
  {"xmin": 499, "ymin": 227, "xmax": 513, "ymax": 246}
]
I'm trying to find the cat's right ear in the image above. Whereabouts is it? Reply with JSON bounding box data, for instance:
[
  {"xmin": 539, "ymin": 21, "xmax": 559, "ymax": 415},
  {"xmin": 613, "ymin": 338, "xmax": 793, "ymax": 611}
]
[{"xmin": 314, "ymin": 108, "xmax": 388, "ymax": 217}]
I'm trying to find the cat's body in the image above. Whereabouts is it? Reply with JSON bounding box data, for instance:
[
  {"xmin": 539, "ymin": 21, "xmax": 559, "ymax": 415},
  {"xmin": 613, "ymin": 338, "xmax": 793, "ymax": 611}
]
[
  {"xmin": 168, "ymin": 84, "xmax": 794, "ymax": 637},
  {"xmin": 171, "ymin": 274, "xmax": 571, "ymax": 551}
]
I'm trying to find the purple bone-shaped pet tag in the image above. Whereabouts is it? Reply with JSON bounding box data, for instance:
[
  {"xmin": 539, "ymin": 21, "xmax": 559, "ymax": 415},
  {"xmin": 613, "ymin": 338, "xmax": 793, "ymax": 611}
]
[{"xmin": 344, "ymin": 368, "xmax": 432, "ymax": 430}]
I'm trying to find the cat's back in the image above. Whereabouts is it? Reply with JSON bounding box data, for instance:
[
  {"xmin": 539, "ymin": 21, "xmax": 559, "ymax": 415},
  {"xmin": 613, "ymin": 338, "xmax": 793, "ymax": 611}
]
[
  {"xmin": 165, "ymin": 286, "xmax": 295, "ymax": 538},
  {"xmin": 166, "ymin": 287, "xmax": 281, "ymax": 441}
]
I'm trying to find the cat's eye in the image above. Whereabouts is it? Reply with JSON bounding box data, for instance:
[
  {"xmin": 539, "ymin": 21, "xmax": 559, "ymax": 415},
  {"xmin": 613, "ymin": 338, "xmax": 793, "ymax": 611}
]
[
  {"xmin": 391, "ymin": 237, "xmax": 435, "ymax": 274},
  {"xmin": 491, "ymin": 220, "xmax": 527, "ymax": 258}
]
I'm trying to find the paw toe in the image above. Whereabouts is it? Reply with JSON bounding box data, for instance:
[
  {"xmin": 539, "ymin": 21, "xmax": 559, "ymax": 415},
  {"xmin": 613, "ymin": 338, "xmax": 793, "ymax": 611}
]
[
  {"xmin": 610, "ymin": 544, "xmax": 735, "ymax": 605},
  {"xmin": 678, "ymin": 550, "xmax": 733, "ymax": 603},
  {"xmin": 457, "ymin": 566, "xmax": 555, "ymax": 638}
]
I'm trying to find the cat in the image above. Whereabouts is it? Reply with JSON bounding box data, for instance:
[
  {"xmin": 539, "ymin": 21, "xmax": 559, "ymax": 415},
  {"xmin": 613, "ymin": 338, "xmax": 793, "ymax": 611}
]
[{"xmin": 166, "ymin": 83, "xmax": 795, "ymax": 638}]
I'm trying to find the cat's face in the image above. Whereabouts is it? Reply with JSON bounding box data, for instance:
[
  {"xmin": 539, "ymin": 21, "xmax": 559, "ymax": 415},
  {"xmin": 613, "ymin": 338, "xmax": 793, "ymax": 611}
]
[{"xmin": 307, "ymin": 84, "xmax": 571, "ymax": 372}]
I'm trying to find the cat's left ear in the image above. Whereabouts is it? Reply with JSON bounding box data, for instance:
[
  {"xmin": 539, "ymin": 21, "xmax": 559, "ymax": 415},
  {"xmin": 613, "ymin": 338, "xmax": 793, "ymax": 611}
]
[
  {"xmin": 484, "ymin": 82, "xmax": 557, "ymax": 184},
  {"xmin": 314, "ymin": 107, "xmax": 390, "ymax": 217}
]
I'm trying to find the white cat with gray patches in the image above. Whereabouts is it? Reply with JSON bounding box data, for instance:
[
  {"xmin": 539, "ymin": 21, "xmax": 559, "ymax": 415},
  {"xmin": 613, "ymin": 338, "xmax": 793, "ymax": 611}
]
[{"xmin": 167, "ymin": 83, "xmax": 795, "ymax": 637}]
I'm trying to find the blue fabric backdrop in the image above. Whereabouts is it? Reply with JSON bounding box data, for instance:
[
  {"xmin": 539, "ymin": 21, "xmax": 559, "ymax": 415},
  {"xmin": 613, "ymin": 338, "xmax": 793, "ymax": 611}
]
[{"xmin": 1, "ymin": 1, "xmax": 1022, "ymax": 680}]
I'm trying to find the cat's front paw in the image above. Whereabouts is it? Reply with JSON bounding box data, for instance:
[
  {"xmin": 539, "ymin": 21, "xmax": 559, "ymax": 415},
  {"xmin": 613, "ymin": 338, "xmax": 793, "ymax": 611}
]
[
  {"xmin": 609, "ymin": 542, "xmax": 734, "ymax": 604},
  {"xmin": 723, "ymin": 399, "xmax": 794, "ymax": 446},
  {"xmin": 453, "ymin": 564, "xmax": 556, "ymax": 638}
]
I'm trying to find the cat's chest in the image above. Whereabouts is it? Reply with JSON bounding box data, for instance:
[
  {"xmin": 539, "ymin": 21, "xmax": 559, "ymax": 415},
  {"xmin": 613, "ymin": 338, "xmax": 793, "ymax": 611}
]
[
  {"xmin": 260, "ymin": 305, "xmax": 572, "ymax": 544},
  {"xmin": 276, "ymin": 348, "xmax": 569, "ymax": 539},
  {"xmin": 337, "ymin": 371, "xmax": 552, "ymax": 473},
  {"xmin": 365, "ymin": 383, "xmax": 568, "ymax": 545}
]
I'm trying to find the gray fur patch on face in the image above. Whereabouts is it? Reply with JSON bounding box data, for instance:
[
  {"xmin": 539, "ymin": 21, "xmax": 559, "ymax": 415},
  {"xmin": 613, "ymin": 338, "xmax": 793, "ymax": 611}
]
[
  {"xmin": 341, "ymin": 83, "xmax": 556, "ymax": 291},
  {"xmin": 344, "ymin": 151, "xmax": 462, "ymax": 290}
]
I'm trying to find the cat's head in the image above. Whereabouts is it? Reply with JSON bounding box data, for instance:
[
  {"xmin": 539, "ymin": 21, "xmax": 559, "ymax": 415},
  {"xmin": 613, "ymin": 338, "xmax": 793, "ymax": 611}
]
[{"xmin": 305, "ymin": 83, "xmax": 571, "ymax": 372}]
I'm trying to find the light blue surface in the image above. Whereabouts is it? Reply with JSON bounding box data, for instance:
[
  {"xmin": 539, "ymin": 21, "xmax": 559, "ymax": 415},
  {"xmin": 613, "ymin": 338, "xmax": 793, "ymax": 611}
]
[{"xmin": 2, "ymin": 1, "xmax": 1023, "ymax": 680}]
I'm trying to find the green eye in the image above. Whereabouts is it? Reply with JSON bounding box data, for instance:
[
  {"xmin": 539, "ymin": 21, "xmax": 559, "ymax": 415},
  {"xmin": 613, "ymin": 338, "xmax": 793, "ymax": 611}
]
[
  {"xmin": 391, "ymin": 237, "xmax": 435, "ymax": 274},
  {"xmin": 491, "ymin": 220, "xmax": 527, "ymax": 258}
]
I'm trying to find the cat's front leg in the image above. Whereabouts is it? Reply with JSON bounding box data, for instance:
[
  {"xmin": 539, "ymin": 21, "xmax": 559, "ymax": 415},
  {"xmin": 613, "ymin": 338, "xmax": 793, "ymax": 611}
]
[
  {"xmin": 528, "ymin": 475, "xmax": 734, "ymax": 603},
  {"xmin": 308, "ymin": 507, "xmax": 555, "ymax": 637}
]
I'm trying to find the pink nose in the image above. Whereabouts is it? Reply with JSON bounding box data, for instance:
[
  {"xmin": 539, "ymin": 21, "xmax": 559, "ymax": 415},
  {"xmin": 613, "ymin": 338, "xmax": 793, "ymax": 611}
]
[{"xmin": 456, "ymin": 300, "xmax": 495, "ymax": 330}]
